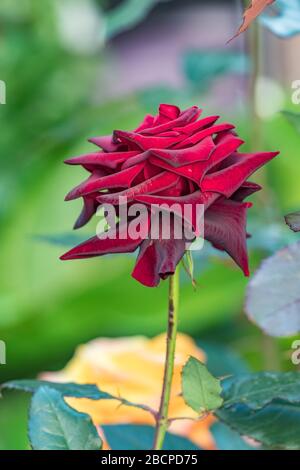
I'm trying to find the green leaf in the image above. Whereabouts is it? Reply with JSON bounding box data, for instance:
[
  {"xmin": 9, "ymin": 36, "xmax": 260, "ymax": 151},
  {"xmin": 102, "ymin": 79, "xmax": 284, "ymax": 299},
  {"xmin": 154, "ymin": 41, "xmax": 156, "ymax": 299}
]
[
  {"xmin": 182, "ymin": 357, "xmax": 223, "ymax": 413},
  {"xmin": 221, "ymin": 372, "xmax": 300, "ymax": 410},
  {"xmin": 103, "ymin": 425, "xmax": 201, "ymax": 451},
  {"xmin": 245, "ymin": 241, "xmax": 300, "ymax": 337},
  {"xmin": 216, "ymin": 372, "xmax": 300, "ymax": 449},
  {"xmin": 285, "ymin": 211, "xmax": 300, "ymax": 232},
  {"xmin": 1, "ymin": 379, "xmax": 152, "ymax": 415},
  {"xmin": 1, "ymin": 380, "xmax": 112, "ymax": 400},
  {"xmin": 29, "ymin": 386, "xmax": 101, "ymax": 450},
  {"xmin": 216, "ymin": 400, "xmax": 300, "ymax": 450},
  {"xmin": 211, "ymin": 422, "xmax": 255, "ymax": 451},
  {"xmin": 182, "ymin": 251, "xmax": 197, "ymax": 288}
]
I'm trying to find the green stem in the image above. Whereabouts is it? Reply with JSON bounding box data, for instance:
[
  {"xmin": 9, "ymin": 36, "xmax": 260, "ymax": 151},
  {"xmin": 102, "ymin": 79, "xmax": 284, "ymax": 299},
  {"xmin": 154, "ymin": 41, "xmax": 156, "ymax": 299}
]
[{"xmin": 153, "ymin": 266, "xmax": 180, "ymax": 450}]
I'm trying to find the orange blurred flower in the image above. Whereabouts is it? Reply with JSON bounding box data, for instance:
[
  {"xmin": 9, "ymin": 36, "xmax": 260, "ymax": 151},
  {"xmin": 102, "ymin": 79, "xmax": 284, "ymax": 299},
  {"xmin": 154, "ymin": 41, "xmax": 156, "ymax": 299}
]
[{"xmin": 43, "ymin": 333, "xmax": 215, "ymax": 449}]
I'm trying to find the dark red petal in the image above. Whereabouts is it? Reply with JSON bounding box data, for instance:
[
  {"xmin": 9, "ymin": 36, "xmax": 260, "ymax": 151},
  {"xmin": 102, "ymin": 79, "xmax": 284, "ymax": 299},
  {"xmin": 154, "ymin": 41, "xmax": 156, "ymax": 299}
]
[
  {"xmin": 60, "ymin": 222, "xmax": 145, "ymax": 260},
  {"xmin": 150, "ymin": 136, "xmax": 215, "ymax": 167},
  {"xmin": 153, "ymin": 104, "xmax": 186, "ymax": 126},
  {"xmin": 134, "ymin": 114, "xmax": 155, "ymax": 132},
  {"xmin": 132, "ymin": 241, "xmax": 161, "ymax": 287},
  {"xmin": 141, "ymin": 106, "xmax": 201, "ymax": 135},
  {"xmin": 174, "ymin": 115, "xmax": 219, "ymax": 134},
  {"xmin": 88, "ymin": 135, "xmax": 120, "ymax": 152},
  {"xmin": 96, "ymin": 171, "xmax": 180, "ymax": 204},
  {"xmin": 121, "ymin": 151, "xmax": 150, "ymax": 169},
  {"xmin": 159, "ymin": 103, "xmax": 181, "ymax": 120},
  {"xmin": 204, "ymin": 199, "xmax": 251, "ymax": 276},
  {"xmin": 157, "ymin": 177, "xmax": 187, "ymax": 197},
  {"xmin": 114, "ymin": 130, "xmax": 183, "ymax": 151},
  {"xmin": 65, "ymin": 163, "xmax": 144, "ymax": 201},
  {"xmin": 201, "ymin": 151, "xmax": 279, "ymax": 197},
  {"xmin": 150, "ymin": 136, "xmax": 243, "ymax": 184},
  {"xmin": 174, "ymin": 123, "xmax": 235, "ymax": 149},
  {"xmin": 74, "ymin": 195, "xmax": 99, "ymax": 229},
  {"xmin": 65, "ymin": 151, "xmax": 140, "ymax": 170},
  {"xmin": 143, "ymin": 162, "xmax": 162, "ymax": 179},
  {"xmin": 231, "ymin": 181, "xmax": 262, "ymax": 202},
  {"xmin": 136, "ymin": 191, "xmax": 219, "ymax": 234},
  {"xmin": 132, "ymin": 234, "xmax": 186, "ymax": 287}
]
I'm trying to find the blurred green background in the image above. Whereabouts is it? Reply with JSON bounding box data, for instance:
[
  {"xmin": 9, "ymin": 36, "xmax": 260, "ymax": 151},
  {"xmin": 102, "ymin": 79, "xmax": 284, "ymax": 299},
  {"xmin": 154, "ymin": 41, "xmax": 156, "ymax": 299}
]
[{"xmin": 0, "ymin": 0, "xmax": 300, "ymax": 449}]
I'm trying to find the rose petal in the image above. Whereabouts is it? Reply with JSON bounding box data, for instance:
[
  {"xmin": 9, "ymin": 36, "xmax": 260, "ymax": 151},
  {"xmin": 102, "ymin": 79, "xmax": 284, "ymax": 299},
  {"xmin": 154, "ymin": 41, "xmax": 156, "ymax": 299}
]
[
  {"xmin": 96, "ymin": 171, "xmax": 180, "ymax": 204},
  {"xmin": 74, "ymin": 195, "xmax": 99, "ymax": 229},
  {"xmin": 174, "ymin": 115, "xmax": 219, "ymax": 134},
  {"xmin": 88, "ymin": 135, "xmax": 120, "ymax": 152},
  {"xmin": 136, "ymin": 191, "xmax": 219, "ymax": 235},
  {"xmin": 134, "ymin": 114, "xmax": 155, "ymax": 132},
  {"xmin": 204, "ymin": 199, "xmax": 251, "ymax": 276},
  {"xmin": 150, "ymin": 136, "xmax": 215, "ymax": 167},
  {"xmin": 132, "ymin": 217, "xmax": 188, "ymax": 287},
  {"xmin": 231, "ymin": 181, "xmax": 262, "ymax": 201},
  {"xmin": 65, "ymin": 151, "xmax": 141, "ymax": 170},
  {"xmin": 60, "ymin": 221, "xmax": 147, "ymax": 260},
  {"xmin": 150, "ymin": 137, "xmax": 243, "ymax": 184},
  {"xmin": 174, "ymin": 123, "xmax": 235, "ymax": 149},
  {"xmin": 65, "ymin": 163, "xmax": 144, "ymax": 201},
  {"xmin": 201, "ymin": 151, "xmax": 279, "ymax": 197},
  {"xmin": 114, "ymin": 130, "xmax": 183, "ymax": 151},
  {"xmin": 141, "ymin": 106, "xmax": 201, "ymax": 135}
]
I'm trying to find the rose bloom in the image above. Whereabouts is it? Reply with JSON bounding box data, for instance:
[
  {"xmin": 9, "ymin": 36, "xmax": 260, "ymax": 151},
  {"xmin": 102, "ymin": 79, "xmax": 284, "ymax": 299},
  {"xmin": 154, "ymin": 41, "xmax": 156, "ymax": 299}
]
[
  {"xmin": 43, "ymin": 334, "xmax": 215, "ymax": 449},
  {"xmin": 61, "ymin": 104, "xmax": 278, "ymax": 286}
]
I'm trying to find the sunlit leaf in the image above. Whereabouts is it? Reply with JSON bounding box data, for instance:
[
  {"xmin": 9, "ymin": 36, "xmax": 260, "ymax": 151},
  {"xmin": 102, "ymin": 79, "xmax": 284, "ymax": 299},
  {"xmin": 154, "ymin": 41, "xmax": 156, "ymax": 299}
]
[
  {"xmin": 1, "ymin": 380, "xmax": 111, "ymax": 400},
  {"xmin": 2, "ymin": 380, "xmax": 153, "ymax": 415},
  {"xmin": 29, "ymin": 386, "xmax": 101, "ymax": 450},
  {"xmin": 245, "ymin": 241, "xmax": 300, "ymax": 336},
  {"xmin": 230, "ymin": 0, "xmax": 275, "ymax": 41},
  {"xmin": 182, "ymin": 357, "xmax": 223, "ymax": 413}
]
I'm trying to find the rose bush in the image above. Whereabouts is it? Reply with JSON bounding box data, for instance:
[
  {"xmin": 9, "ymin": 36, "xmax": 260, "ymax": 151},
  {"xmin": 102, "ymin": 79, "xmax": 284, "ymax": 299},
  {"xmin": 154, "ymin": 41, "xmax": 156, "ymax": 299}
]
[
  {"xmin": 42, "ymin": 333, "xmax": 215, "ymax": 450},
  {"xmin": 61, "ymin": 103, "xmax": 278, "ymax": 286}
]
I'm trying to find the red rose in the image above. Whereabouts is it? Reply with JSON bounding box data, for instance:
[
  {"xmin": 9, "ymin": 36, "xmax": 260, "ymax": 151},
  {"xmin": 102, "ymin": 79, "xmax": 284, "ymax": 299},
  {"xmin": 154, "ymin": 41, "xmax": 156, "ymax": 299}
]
[{"xmin": 61, "ymin": 104, "xmax": 278, "ymax": 287}]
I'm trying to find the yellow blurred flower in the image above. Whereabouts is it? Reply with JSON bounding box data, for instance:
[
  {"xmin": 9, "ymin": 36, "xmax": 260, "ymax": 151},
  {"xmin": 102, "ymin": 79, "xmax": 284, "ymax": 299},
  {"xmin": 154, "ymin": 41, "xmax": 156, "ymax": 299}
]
[{"xmin": 43, "ymin": 333, "xmax": 215, "ymax": 449}]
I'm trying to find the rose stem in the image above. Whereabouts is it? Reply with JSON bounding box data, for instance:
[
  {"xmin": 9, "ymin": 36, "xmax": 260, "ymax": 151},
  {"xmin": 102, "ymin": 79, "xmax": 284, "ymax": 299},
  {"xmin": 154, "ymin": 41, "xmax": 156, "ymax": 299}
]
[{"xmin": 153, "ymin": 265, "xmax": 180, "ymax": 450}]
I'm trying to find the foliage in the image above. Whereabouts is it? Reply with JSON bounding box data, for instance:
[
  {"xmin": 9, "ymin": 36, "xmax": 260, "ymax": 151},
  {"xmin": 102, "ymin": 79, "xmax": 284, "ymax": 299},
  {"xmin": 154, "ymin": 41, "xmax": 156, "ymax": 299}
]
[
  {"xmin": 3, "ymin": 368, "xmax": 300, "ymax": 450},
  {"xmin": 246, "ymin": 242, "xmax": 300, "ymax": 337},
  {"xmin": 182, "ymin": 357, "xmax": 223, "ymax": 413},
  {"xmin": 29, "ymin": 387, "xmax": 102, "ymax": 450}
]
